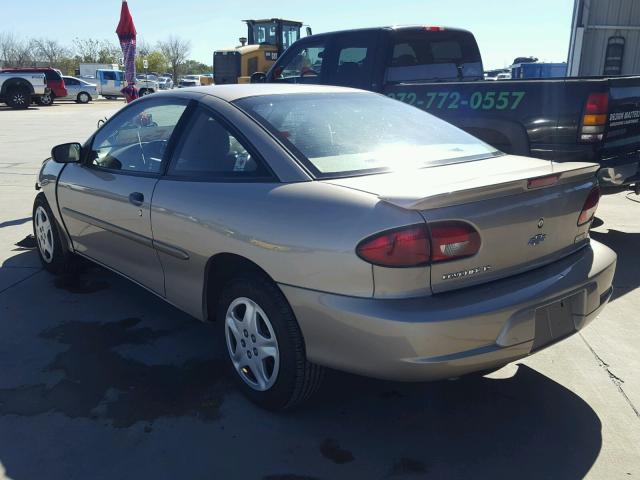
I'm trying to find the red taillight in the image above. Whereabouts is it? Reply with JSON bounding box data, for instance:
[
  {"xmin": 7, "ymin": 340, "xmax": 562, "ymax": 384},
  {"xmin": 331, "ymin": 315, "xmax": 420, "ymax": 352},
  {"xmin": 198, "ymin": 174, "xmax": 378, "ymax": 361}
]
[
  {"xmin": 585, "ymin": 92, "xmax": 609, "ymax": 115},
  {"xmin": 356, "ymin": 221, "xmax": 480, "ymax": 267},
  {"xmin": 578, "ymin": 187, "xmax": 600, "ymax": 226},
  {"xmin": 424, "ymin": 26, "xmax": 445, "ymax": 31},
  {"xmin": 356, "ymin": 225, "xmax": 431, "ymax": 267},
  {"xmin": 430, "ymin": 221, "xmax": 481, "ymax": 263},
  {"xmin": 581, "ymin": 93, "xmax": 609, "ymax": 142}
]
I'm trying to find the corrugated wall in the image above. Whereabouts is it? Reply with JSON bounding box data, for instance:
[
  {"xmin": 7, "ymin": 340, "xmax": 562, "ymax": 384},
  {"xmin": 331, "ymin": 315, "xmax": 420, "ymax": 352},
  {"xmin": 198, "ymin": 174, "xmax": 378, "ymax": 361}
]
[{"xmin": 578, "ymin": 0, "xmax": 640, "ymax": 75}]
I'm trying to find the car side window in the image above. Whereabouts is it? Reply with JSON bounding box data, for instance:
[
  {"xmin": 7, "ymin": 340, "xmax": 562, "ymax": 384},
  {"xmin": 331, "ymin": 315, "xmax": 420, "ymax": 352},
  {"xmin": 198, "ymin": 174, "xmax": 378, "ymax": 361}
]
[
  {"xmin": 65, "ymin": 78, "xmax": 79, "ymax": 85},
  {"xmin": 167, "ymin": 107, "xmax": 271, "ymax": 179},
  {"xmin": 88, "ymin": 101, "xmax": 188, "ymax": 174},
  {"xmin": 272, "ymin": 43, "xmax": 326, "ymax": 84}
]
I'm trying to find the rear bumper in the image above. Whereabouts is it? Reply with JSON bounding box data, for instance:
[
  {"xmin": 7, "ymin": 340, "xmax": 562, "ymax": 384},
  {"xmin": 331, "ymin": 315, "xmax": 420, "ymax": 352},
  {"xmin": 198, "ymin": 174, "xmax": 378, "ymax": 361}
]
[
  {"xmin": 281, "ymin": 240, "xmax": 616, "ymax": 381},
  {"xmin": 597, "ymin": 152, "xmax": 639, "ymax": 186}
]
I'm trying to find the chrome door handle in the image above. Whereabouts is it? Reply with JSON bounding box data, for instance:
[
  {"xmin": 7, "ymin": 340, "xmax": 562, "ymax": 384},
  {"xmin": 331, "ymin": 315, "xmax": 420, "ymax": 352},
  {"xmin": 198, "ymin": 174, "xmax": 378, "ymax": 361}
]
[{"xmin": 128, "ymin": 192, "xmax": 144, "ymax": 206}]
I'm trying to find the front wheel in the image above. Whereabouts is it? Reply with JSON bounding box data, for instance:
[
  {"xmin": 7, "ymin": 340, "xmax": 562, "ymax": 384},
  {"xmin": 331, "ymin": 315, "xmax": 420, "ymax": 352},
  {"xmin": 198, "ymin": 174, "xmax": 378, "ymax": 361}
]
[
  {"xmin": 217, "ymin": 274, "xmax": 324, "ymax": 410},
  {"xmin": 33, "ymin": 194, "xmax": 76, "ymax": 274},
  {"xmin": 139, "ymin": 88, "xmax": 153, "ymax": 96}
]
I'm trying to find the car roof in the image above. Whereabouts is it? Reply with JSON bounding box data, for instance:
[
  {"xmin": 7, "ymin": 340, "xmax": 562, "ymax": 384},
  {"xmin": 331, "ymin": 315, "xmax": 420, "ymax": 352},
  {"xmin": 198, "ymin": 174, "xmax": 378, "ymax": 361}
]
[
  {"xmin": 1, "ymin": 67, "xmax": 56, "ymax": 72},
  {"xmin": 299, "ymin": 25, "xmax": 472, "ymax": 41},
  {"xmin": 176, "ymin": 83, "xmax": 366, "ymax": 102}
]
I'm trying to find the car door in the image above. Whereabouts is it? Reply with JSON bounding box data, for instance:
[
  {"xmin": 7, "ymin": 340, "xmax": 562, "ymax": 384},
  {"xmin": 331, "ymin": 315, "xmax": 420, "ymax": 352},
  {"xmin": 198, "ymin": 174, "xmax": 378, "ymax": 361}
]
[
  {"xmin": 63, "ymin": 78, "xmax": 79, "ymax": 99},
  {"xmin": 56, "ymin": 97, "xmax": 190, "ymax": 295},
  {"xmin": 150, "ymin": 104, "xmax": 277, "ymax": 319}
]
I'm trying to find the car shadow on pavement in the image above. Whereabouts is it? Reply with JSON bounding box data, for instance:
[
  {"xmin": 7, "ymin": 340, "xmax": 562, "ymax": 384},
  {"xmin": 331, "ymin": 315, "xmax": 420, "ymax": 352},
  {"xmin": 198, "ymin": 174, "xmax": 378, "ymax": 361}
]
[
  {"xmin": 295, "ymin": 365, "xmax": 603, "ymax": 479},
  {"xmin": 0, "ymin": 249, "xmax": 603, "ymax": 480},
  {"xmin": 0, "ymin": 217, "xmax": 31, "ymax": 229},
  {"xmin": 590, "ymin": 229, "xmax": 640, "ymax": 300}
]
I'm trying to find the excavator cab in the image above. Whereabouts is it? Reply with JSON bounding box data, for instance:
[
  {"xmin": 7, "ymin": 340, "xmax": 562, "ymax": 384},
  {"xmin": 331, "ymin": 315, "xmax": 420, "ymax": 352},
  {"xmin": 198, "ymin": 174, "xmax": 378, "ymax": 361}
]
[{"xmin": 214, "ymin": 19, "xmax": 304, "ymax": 84}]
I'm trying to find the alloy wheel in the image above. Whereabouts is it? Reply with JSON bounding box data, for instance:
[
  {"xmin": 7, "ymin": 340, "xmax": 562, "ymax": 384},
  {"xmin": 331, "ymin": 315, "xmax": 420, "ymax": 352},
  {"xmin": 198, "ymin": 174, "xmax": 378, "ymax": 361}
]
[
  {"xmin": 12, "ymin": 92, "xmax": 26, "ymax": 105},
  {"xmin": 34, "ymin": 206, "xmax": 54, "ymax": 263},
  {"xmin": 225, "ymin": 297, "xmax": 280, "ymax": 391}
]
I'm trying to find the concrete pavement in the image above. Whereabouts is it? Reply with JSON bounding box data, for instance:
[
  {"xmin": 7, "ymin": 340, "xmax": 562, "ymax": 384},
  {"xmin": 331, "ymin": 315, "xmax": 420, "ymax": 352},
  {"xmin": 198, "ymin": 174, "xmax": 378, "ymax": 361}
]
[{"xmin": 0, "ymin": 101, "xmax": 638, "ymax": 479}]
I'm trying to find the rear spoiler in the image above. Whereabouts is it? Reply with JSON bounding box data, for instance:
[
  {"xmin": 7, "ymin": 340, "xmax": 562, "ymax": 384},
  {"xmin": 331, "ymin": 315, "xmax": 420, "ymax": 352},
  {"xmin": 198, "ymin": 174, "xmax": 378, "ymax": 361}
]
[{"xmin": 379, "ymin": 162, "xmax": 599, "ymax": 210}]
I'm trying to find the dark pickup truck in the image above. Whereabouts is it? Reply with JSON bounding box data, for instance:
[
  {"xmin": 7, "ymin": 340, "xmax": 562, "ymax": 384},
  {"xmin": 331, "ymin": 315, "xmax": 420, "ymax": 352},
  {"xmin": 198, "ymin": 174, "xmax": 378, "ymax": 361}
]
[{"xmin": 258, "ymin": 26, "xmax": 640, "ymax": 189}]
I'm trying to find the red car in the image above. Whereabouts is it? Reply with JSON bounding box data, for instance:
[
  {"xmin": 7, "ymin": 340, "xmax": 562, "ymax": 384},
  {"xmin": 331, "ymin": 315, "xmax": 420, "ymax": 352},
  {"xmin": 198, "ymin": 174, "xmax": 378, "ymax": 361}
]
[{"xmin": 0, "ymin": 67, "xmax": 67, "ymax": 105}]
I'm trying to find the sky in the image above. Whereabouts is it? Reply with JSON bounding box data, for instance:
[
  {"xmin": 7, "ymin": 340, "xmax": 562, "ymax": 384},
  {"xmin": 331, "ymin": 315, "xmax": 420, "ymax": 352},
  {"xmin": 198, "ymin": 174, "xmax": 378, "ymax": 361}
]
[{"xmin": 2, "ymin": 0, "xmax": 576, "ymax": 70}]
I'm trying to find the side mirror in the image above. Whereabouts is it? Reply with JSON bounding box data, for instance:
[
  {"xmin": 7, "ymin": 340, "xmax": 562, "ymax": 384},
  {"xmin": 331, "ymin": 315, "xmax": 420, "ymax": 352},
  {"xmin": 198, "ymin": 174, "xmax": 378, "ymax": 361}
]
[
  {"xmin": 51, "ymin": 142, "xmax": 82, "ymax": 163},
  {"xmin": 250, "ymin": 72, "xmax": 267, "ymax": 84}
]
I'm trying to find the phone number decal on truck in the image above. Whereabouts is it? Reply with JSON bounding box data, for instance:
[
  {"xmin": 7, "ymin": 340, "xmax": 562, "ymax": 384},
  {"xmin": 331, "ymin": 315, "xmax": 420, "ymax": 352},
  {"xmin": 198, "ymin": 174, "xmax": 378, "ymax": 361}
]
[{"xmin": 387, "ymin": 91, "xmax": 527, "ymax": 111}]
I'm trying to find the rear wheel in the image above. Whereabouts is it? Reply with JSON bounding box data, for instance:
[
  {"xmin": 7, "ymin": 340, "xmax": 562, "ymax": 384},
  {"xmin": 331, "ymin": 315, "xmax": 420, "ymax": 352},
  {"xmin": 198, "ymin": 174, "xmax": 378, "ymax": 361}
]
[
  {"xmin": 32, "ymin": 194, "xmax": 76, "ymax": 274},
  {"xmin": 139, "ymin": 88, "xmax": 152, "ymax": 96},
  {"xmin": 76, "ymin": 92, "xmax": 91, "ymax": 104},
  {"xmin": 5, "ymin": 86, "xmax": 31, "ymax": 109},
  {"xmin": 217, "ymin": 274, "xmax": 324, "ymax": 410}
]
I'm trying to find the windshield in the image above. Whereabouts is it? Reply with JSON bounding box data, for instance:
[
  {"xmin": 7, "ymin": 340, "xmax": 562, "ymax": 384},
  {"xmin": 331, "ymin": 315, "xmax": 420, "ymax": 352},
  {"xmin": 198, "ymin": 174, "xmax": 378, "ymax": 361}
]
[
  {"xmin": 252, "ymin": 22, "xmax": 277, "ymax": 45},
  {"xmin": 235, "ymin": 92, "xmax": 500, "ymax": 178}
]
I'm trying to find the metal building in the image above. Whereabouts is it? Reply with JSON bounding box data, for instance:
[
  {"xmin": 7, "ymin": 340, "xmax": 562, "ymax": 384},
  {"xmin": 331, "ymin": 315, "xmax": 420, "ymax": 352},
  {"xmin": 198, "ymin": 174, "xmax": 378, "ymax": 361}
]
[{"xmin": 567, "ymin": 0, "xmax": 640, "ymax": 76}]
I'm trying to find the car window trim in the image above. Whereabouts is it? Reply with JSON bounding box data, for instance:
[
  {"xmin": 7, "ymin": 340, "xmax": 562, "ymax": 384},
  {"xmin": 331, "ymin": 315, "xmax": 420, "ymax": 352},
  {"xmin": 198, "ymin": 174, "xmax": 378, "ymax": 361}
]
[
  {"xmin": 162, "ymin": 103, "xmax": 278, "ymax": 183},
  {"xmin": 83, "ymin": 97, "xmax": 194, "ymax": 178}
]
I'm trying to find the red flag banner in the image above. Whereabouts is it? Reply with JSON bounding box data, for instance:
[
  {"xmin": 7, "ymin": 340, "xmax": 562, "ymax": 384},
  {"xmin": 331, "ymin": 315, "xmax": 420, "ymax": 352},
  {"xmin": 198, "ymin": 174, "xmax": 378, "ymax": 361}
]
[{"xmin": 116, "ymin": 0, "xmax": 137, "ymax": 85}]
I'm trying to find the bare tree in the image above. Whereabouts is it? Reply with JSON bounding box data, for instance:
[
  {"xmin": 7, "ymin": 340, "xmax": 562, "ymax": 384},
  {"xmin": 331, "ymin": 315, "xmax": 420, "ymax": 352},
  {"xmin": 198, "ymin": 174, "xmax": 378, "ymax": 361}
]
[
  {"xmin": 158, "ymin": 36, "xmax": 191, "ymax": 80},
  {"xmin": 73, "ymin": 37, "xmax": 101, "ymax": 63},
  {"xmin": 97, "ymin": 40, "xmax": 121, "ymax": 64},
  {"xmin": 0, "ymin": 32, "xmax": 33, "ymax": 67},
  {"xmin": 32, "ymin": 38, "xmax": 69, "ymax": 66},
  {"xmin": 137, "ymin": 40, "xmax": 151, "ymax": 58},
  {"xmin": 0, "ymin": 32, "xmax": 16, "ymax": 66}
]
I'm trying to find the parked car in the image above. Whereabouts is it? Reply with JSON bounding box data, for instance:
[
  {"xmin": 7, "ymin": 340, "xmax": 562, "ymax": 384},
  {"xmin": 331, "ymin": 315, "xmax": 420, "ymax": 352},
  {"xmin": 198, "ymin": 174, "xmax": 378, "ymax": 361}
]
[
  {"xmin": 261, "ymin": 26, "xmax": 640, "ymax": 189},
  {"xmin": 34, "ymin": 84, "xmax": 616, "ymax": 410},
  {"xmin": 61, "ymin": 76, "xmax": 98, "ymax": 103},
  {"xmin": 96, "ymin": 69, "xmax": 158, "ymax": 99},
  {"xmin": 158, "ymin": 76, "xmax": 173, "ymax": 89},
  {"xmin": 0, "ymin": 67, "xmax": 66, "ymax": 106},
  {"xmin": 178, "ymin": 75, "xmax": 202, "ymax": 88},
  {"xmin": 0, "ymin": 71, "xmax": 49, "ymax": 108}
]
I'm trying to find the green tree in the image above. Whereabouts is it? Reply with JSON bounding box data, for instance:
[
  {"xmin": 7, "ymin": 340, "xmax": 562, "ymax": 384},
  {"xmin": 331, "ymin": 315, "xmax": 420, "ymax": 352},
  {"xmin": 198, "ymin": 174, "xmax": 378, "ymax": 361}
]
[{"xmin": 136, "ymin": 50, "xmax": 167, "ymax": 74}]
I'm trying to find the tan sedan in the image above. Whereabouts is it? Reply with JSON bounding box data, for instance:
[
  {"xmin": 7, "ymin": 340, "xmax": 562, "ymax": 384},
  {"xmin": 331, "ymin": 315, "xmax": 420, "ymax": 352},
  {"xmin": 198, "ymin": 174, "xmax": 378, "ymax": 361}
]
[{"xmin": 34, "ymin": 84, "xmax": 616, "ymax": 409}]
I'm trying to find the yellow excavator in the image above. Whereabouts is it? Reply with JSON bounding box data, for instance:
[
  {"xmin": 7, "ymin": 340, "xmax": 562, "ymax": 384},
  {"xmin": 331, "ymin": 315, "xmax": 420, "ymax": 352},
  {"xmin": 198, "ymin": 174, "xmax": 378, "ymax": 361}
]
[{"xmin": 213, "ymin": 19, "xmax": 307, "ymax": 84}]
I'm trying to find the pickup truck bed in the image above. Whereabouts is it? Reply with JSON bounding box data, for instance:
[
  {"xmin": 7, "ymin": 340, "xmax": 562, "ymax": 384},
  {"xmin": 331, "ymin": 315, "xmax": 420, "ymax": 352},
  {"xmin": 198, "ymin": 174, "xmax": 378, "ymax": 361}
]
[
  {"xmin": 0, "ymin": 72, "xmax": 48, "ymax": 109},
  {"xmin": 386, "ymin": 76, "xmax": 640, "ymax": 187}
]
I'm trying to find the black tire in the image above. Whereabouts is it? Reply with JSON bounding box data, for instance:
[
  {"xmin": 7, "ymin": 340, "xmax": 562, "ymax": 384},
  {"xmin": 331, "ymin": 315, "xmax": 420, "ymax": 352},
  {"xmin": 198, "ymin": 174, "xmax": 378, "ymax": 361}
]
[
  {"xmin": 38, "ymin": 92, "xmax": 54, "ymax": 106},
  {"xmin": 139, "ymin": 88, "xmax": 153, "ymax": 96},
  {"xmin": 5, "ymin": 86, "xmax": 31, "ymax": 109},
  {"xmin": 32, "ymin": 193, "xmax": 76, "ymax": 274},
  {"xmin": 217, "ymin": 274, "xmax": 324, "ymax": 410},
  {"xmin": 76, "ymin": 92, "xmax": 91, "ymax": 104}
]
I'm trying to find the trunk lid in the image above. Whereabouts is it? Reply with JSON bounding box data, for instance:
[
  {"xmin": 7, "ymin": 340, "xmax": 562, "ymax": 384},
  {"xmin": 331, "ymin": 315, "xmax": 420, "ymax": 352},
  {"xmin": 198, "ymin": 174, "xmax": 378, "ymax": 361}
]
[{"xmin": 325, "ymin": 155, "xmax": 598, "ymax": 293}]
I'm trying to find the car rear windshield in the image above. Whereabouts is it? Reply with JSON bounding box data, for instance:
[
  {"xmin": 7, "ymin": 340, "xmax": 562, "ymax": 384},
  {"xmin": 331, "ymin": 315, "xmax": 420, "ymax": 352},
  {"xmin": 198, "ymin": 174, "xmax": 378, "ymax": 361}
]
[{"xmin": 234, "ymin": 92, "xmax": 500, "ymax": 178}]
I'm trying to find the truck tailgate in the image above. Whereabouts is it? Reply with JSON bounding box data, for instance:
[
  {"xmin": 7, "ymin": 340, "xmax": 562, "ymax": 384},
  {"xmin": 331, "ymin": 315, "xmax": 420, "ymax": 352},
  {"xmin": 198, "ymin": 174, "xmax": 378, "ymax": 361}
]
[{"xmin": 604, "ymin": 77, "xmax": 640, "ymax": 155}]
